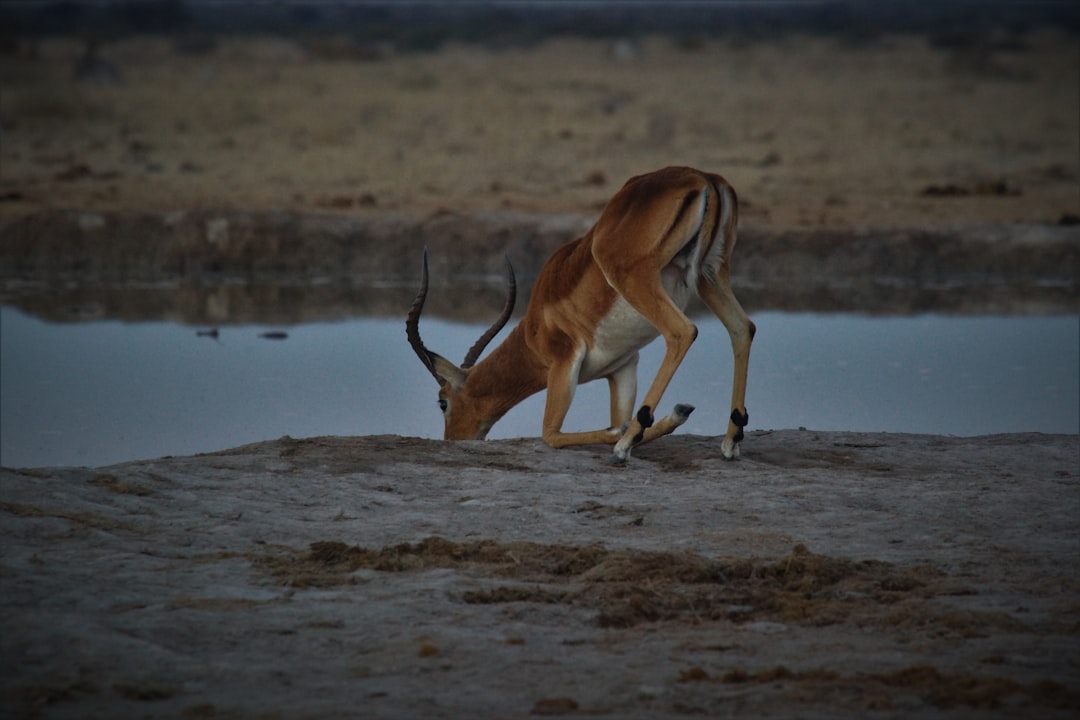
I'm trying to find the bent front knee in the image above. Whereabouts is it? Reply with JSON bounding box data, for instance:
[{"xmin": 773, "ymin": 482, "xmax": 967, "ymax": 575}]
[{"xmin": 541, "ymin": 429, "xmax": 564, "ymax": 448}]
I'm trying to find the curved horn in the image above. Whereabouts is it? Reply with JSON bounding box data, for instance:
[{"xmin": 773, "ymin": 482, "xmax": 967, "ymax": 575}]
[
  {"xmin": 461, "ymin": 254, "xmax": 516, "ymax": 369},
  {"xmin": 405, "ymin": 247, "xmax": 441, "ymax": 383}
]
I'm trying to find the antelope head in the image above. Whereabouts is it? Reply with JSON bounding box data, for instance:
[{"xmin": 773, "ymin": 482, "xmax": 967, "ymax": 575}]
[{"xmin": 406, "ymin": 248, "xmax": 517, "ymax": 440}]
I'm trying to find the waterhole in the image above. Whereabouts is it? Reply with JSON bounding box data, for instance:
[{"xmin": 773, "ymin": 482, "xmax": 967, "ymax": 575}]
[{"xmin": 1, "ymin": 306, "xmax": 1076, "ymax": 467}]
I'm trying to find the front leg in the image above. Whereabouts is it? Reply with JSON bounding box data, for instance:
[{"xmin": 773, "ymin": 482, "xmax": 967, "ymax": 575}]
[
  {"xmin": 606, "ymin": 354, "xmax": 639, "ymax": 429},
  {"xmin": 541, "ymin": 348, "xmax": 624, "ymax": 449}
]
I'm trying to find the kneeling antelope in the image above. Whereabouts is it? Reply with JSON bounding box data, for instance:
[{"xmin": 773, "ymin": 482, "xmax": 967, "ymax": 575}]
[{"xmin": 406, "ymin": 166, "xmax": 755, "ymax": 463}]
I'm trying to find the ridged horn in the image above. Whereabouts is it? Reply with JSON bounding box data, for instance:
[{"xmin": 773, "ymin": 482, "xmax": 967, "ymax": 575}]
[
  {"xmin": 462, "ymin": 254, "xmax": 516, "ymax": 369},
  {"xmin": 405, "ymin": 247, "xmax": 441, "ymax": 383}
]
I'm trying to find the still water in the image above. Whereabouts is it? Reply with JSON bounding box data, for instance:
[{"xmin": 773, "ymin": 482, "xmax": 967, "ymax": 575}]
[{"xmin": 1, "ymin": 306, "xmax": 1077, "ymax": 468}]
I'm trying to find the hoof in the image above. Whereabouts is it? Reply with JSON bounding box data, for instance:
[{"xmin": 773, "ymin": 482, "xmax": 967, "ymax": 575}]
[
  {"xmin": 721, "ymin": 437, "xmax": 741, "ymax": 460},
  {"xmin": 673, "ymin": 404, "xmax": 695, "ymax": 422},
  {"xmin": 607, "ymin": 453, "xmax": 628, "ymax": 466},
  {"xmin": 611, "ymin": 434, "xmax": 634, "ymax": 463}
]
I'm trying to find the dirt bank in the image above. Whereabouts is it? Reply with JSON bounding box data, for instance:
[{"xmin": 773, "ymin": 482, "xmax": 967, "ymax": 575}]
[
  {"xmin": 1, "ymin": 209, "xmax": 1076, "ymax": 323},
  {"xmin": 2, "ymin": 431, "xmax": 1078, "ymax": 718}
]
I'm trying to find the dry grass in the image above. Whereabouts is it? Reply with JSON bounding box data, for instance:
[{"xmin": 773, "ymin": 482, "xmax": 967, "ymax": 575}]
[
  {"xmin": 2, "ymin": 33, "xmax": 1076, "ymax": 228},
  {"xmin": 247, "ymin": 535, "xmax": 1080, "ymax": 711},
  {"xmin": 259, "ymin": 536, "xmax": 990, "ymax": 634}
]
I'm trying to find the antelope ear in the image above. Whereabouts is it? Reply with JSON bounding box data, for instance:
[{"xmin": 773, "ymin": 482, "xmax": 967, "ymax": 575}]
[{"xmin": 430, "ymin": 354, "xmax": 468, "ymax": 391}]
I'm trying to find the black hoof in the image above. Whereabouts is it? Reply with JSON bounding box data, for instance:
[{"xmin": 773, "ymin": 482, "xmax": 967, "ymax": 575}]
[{"xmin": 674, "ymin": 403, "xmax": 695, "ymax": 419}]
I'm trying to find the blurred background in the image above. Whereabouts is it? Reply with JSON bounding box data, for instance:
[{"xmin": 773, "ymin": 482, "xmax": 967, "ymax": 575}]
[{"xmin": 1, "ymin": 1, "xmax": 1077, "ymax": 466}]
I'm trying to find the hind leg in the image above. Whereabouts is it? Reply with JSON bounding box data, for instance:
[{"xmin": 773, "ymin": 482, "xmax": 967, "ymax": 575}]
[
  {"xmin": 606, "ymin": 284, "xmax": 699, "ymax": 463},
  {"xmin": 698, "ymin": 270, "xmax": 754, "ymax": 459}
]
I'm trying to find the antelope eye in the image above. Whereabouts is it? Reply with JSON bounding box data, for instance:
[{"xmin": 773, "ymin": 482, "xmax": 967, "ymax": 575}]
[{"xmin": 438, "ymin": 399, "xmax": 448, "ymax": 413}]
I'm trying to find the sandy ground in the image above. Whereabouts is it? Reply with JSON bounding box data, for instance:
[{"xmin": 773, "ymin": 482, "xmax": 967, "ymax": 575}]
[
  {"xmin": 1, "ymin": 431, "xmax": 1078, "ymax": 719},
  {"xmin": 1, "ymin": 33, "xmax": 1077, "ymax": 229}
]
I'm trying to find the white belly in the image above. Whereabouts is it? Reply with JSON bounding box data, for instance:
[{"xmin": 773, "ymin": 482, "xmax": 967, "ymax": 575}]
[{"xmin": 579, "ymin": 273, "xmax": 695, "ymax": 382}]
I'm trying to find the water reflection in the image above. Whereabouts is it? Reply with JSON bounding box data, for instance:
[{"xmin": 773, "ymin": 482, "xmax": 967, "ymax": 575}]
[
  {"xmin": 1, "ymin": 306, "xmax": 1077, "ymax": 468},
  {"xmin": 3, "ymin": 278, "xmax": 1076, "ymax": 326}
]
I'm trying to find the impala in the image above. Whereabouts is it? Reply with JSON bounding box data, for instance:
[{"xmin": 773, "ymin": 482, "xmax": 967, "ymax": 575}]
[{"xmin": 407, "ymin": 166, "xmax": 755, "ymax": 463}]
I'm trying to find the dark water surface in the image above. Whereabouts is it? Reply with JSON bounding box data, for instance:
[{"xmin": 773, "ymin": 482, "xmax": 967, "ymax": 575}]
[{"xmin": 2, "ymin": 306, "xmax": 1077, "ymax": 468}]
